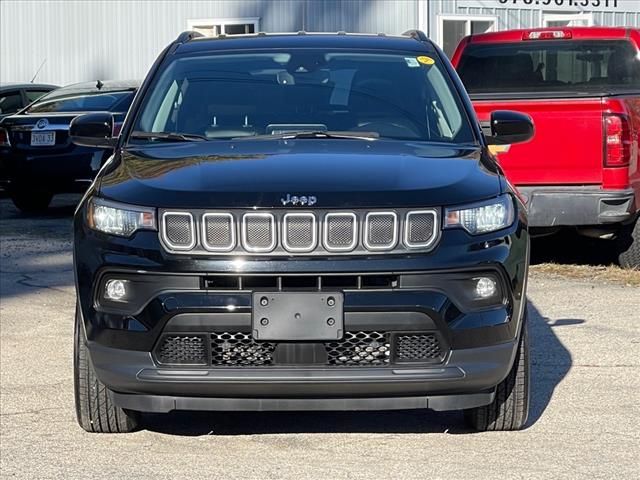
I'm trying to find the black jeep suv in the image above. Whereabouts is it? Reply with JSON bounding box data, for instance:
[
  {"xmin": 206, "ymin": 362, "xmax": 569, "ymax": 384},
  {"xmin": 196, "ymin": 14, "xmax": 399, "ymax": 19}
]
[{"xmin": 71, "ymin": 30, "xmax": 534, "ymax": 433}]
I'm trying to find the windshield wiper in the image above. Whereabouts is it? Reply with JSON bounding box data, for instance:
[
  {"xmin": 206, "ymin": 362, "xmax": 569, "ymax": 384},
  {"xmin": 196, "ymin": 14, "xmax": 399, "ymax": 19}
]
[
  {"xmin": 129, "ymin": 131, "xmax": 208, "ymax": 142},
  {"xmin": 232, "ymin": 131, "xmax": 380, "ymax": 141}
]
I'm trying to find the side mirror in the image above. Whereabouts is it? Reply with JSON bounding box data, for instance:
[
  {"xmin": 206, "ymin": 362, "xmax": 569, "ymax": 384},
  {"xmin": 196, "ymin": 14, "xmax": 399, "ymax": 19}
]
[
  {"xmin": 486, "ymin": 110, "xmax": 534, "ymax": 146},
  {"xmin": 70, "ymin": 113, "xmax": 117, "ymax": 148}
]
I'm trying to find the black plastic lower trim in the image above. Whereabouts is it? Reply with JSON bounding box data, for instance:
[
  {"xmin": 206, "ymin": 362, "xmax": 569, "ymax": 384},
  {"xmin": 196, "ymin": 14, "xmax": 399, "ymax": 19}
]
[{"xmin": 110, "ymin": 390, "xmax": 495, "ymax": 413}]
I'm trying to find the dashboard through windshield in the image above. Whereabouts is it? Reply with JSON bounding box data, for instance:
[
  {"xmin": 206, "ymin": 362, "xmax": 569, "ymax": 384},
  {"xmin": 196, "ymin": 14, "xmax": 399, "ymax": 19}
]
[{"xmin": 131, "ymin": 49, "xmax": 475, "ymax": 144}]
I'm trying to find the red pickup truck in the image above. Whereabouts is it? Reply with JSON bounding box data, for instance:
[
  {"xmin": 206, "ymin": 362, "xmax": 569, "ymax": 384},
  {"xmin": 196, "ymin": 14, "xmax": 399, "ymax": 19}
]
[{"xmin": 452, "ymin": 27, "xmax": 640, "ymax": 268}]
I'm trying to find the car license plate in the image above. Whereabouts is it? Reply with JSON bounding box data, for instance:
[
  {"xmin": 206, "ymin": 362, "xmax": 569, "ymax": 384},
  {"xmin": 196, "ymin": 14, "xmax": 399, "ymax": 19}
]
[
  {"xmin": 252, "ymin": 292, "xmax": 344, "ymax": 341},
  {"xmin": 30, "ymin": 131, "xmax": 55, "ymax": 146}
]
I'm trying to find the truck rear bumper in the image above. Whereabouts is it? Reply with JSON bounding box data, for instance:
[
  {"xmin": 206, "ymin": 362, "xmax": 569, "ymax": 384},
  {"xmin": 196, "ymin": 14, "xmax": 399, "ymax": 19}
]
[{"xmin": 517, "ymin": 186, "xmax": 635, "ymax": 227}]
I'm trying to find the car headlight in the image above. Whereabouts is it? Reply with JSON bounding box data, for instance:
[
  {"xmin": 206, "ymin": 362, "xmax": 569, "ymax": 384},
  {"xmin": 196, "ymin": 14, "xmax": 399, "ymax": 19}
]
[
  {"xmin": 444, "ymin": 195, "xmax": 514, "ymax": 235},
  {"xmin": 87, "ymin": 197, "xmax": 156, "ymax": 237}
]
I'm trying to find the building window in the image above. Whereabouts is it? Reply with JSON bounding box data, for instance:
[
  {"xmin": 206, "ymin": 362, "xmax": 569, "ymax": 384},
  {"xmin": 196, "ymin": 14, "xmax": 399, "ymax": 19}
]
[
  {"xmin": 187, "ymin": 18, "xmax": 259, "ymax": 37},
  {"xmin": 438, "ymin": 16, "xmax": 496, "ymax": 58},
  {"xmin": 543, "ymin": 13, "xmax": 593, "ymax": 27}
]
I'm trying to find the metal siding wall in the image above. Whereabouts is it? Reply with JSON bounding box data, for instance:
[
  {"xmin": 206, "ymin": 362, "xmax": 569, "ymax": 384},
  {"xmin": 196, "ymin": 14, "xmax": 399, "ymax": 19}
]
[
  {"xmin": 2, "ymin": 0, "xmax": 639, "ymax": 85},
  {"xmin": 0, "ymin": 0, "xmax": 305, "ymax": 85},
  {"xmin": 594, "ymin": 10, "xmax": 639, "ymax": 26},
  {"xmin": 304, "ymin": 0, "xmax": 417, "ymax": 35}
]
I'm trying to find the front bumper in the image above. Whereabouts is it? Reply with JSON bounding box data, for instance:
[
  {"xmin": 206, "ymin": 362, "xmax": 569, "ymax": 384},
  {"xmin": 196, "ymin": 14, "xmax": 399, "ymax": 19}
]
[
  {"xmin": 518, "ymin": 186, "xmax": 636, "ymax": 227},
  {"xmin": 75, "ymin": 210, "xmax": 528, "ymax": 412},
  {"xmin": 97, "ymin": 340, "xmax": 516, "ymax": 413}
]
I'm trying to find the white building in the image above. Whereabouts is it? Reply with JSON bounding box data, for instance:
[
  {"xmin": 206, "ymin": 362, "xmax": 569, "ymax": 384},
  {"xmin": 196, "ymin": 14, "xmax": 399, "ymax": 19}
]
[{"xmin": 1, "ymin": 0, "xmax": 639, "ymax": 86}]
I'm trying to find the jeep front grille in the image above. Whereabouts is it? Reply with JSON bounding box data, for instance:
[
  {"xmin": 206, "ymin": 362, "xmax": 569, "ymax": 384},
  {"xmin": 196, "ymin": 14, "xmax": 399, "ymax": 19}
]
[{"xmin": 159, "ymin": 208, "xmax": 439, "ymax": 255}]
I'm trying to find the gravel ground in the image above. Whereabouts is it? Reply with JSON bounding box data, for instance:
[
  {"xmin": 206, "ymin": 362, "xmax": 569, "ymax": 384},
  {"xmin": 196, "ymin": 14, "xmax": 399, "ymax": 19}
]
[{"xmin": 1, "ymin": 195, "xmax": 638, "ymax": 479}]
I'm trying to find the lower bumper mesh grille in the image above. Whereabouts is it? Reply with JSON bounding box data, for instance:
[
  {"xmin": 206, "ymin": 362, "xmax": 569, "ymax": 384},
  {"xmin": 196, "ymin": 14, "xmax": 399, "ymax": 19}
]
[
  {"xmin": 395, "ymin": 333, "xmax": 441, "ymax": 362},
  {"xmin": 155, "ymin": 331, "xmax": 443, "ymax": 367},
  {"xmin": 326, "ymin": 331, "xmax": 391, "ymax": 366},
  {"xmin": 211, "ymin": 332, "xmax": 276, "ymax": 366},
  {"xmin": 156, "ymin": 335, "xmax": 207, "ymax": 365}
]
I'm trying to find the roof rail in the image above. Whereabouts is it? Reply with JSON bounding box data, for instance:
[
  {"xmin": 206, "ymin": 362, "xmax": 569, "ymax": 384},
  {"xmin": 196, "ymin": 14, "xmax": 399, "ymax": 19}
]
[
  {"xmin": 175, "ymin": 30, "xmax": 204, "ymax": 44},
  {"xmin": 402, "ymin": 29, "xmax": 429, "ymax": 42}
]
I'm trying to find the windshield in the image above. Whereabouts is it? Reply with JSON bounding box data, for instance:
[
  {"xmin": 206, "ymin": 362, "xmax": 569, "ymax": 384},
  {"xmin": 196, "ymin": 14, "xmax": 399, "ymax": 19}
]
[
  {"xmin": 131, "ymin": 49, "xmax": 475, "ymax": 144},
  {"xmin": 458, "ymin": 40, "xmax": 640, "ymax": 95},
  {"xmin": 26, "ymin": 90, "xmax": 135, "ymax": 113}
]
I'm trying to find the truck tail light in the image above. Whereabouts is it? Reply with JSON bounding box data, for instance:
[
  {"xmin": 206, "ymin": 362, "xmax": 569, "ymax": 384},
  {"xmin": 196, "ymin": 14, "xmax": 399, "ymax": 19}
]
[
  {"xmin": 603, "ymin": 114, "xmax": 631, "ymax": 168},
  {"xmin": 523, "ymin": 30, "xmax": 572, "ymax": 41},
  {"xmin": 0, "ymin": 127, "xmax": 10, "ymax": 147}
]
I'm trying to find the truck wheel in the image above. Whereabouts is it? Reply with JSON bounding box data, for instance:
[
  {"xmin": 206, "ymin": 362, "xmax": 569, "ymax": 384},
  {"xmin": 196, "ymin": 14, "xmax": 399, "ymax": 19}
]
[
  {"xmin": 617, "ymin": 217, "xmax": 640, "ymax": 269},
  {"xmin": 464, "ymin": 313, "xmax": 530, "ymax": 431},
  {"xmin": 10, "ymin": 190, "xmax": 52, "ymax": 214},
  {"xmin": 74, "ymin": 306, "xmax": 139, "ymax": 433}
]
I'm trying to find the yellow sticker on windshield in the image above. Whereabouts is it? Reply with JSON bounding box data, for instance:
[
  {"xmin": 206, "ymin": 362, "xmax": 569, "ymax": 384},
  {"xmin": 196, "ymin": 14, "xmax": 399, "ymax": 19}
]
[{"xmin": 417, "ymin": 55, "xmax": 435, "ymax": 65}]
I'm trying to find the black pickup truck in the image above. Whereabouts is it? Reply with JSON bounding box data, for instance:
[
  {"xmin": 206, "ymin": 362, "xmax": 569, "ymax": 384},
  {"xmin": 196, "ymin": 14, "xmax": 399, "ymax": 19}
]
[{"xmin": 70, "ymin": 30, "xmax": 533, "ymax": 433}]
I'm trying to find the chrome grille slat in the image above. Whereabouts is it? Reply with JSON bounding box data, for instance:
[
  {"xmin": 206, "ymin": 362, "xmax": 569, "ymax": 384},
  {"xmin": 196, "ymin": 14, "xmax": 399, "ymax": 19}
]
[
  {"xmin": 364, "ymin": 212, "xmax": 397, "ymax": 250},
  {"xmin": 242, "ymin": 213, "xmax": 276, "ymax": 252},
  {"xmin": 324, "ymin": 212, "xmax": 357, "ymax": 251},
  {"xmin": 202, "ymin": 213, "xmax": 235, "ymax": 251},
  {"xmin": 283, "ymin": 213, "xmax": 317, "ymax": 252},
  {"xmin": 405, "ymin": 210, "xmax": 437, "ymax": 248},
  {"xmin": 162, "ymin": 212, "xmax": 196, "ymax": 250}
]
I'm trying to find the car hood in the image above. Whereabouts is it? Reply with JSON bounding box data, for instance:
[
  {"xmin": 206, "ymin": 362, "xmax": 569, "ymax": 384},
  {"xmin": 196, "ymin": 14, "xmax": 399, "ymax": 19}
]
[{"xmin": 98, "ymin": 140, "xmax": 501, "ymax": 209}]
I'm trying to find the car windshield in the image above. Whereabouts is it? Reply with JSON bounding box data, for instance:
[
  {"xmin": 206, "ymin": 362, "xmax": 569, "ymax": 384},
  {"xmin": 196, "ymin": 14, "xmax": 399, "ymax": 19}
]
[
  {"xmin": 26, "ymin": 90, "xmax": 135, "ymax": 113},
  {"xmin": 458, "ymin": 39, "xmax": 640, "ymax": 95},
  {"xmin": 131, "ymin": 49, "xmax": 475, "ymax": 144}
]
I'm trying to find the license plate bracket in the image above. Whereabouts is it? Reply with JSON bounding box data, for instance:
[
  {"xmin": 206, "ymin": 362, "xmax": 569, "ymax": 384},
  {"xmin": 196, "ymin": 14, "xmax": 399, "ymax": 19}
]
[
  {"xmin": 30, "ymin": 131, "xmax": 55, "ymax": 146},
  {"xmin": 252, "ymin": 292, "xmax": 344, "ymax": 341}
]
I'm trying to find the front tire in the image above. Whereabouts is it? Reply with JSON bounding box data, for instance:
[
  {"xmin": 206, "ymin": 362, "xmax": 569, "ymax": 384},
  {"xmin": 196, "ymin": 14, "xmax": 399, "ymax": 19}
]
[
  {"xmin": 617, "ymin": 217, "xmax": 640, "ymax": 269},
  {"xmin": 10, "ymin": 190, "xmax": 52, "ymax": 214},
  {"xmin": 464, "ymin": 313, "xmax": 530, "ymax": 431},
  {"xmin": 74, "ymin": 306, "xmax": 139, "ymax": 433}
]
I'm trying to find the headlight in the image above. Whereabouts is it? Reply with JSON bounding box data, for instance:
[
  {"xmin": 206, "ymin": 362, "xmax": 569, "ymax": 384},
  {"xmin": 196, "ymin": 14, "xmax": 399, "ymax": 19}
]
[
  {"xmin": 444, "ymin": 195, "xmax": 514, "ymax": 235},
  {"xmin": 87, "ymin": 197, "xmax": 156, "ymax": 237}
]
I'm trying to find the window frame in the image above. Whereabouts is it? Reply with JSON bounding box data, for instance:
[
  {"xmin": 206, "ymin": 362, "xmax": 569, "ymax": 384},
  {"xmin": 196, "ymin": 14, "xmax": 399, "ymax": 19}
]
[
  {"xmin": 542, "ymin": 12, "xmax": 594, "ymax": 27},
  {"xmin": 0, "ymin": 89, "xmax": 25, "ymax": 116},
  {"xmin": 437, "ymin": 15, "xmax": 497, "ymax": 57},
  {"xmin": 186, "ymin": 17, "xmax": 260, "ymax": 37},
  {"xmin": 24, "ymin": 88, "xmax": 53, "ymax": 104}
]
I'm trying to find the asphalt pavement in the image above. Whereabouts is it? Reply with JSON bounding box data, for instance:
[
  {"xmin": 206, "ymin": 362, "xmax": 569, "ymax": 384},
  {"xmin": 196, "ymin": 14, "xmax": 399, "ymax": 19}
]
[{"xmin": 0, "ymin": 195, "xmax": 638, "ymax": 479}]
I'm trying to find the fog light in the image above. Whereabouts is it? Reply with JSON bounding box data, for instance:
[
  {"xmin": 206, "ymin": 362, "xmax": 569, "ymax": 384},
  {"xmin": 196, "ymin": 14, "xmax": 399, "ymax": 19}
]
[
  {"xmin": 105, "ymin": 279, "xmax": 128, "ymax": 302},
  {"xmin": 475, "ymin": 277, "xmax": 497, "ymax": 299}
]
